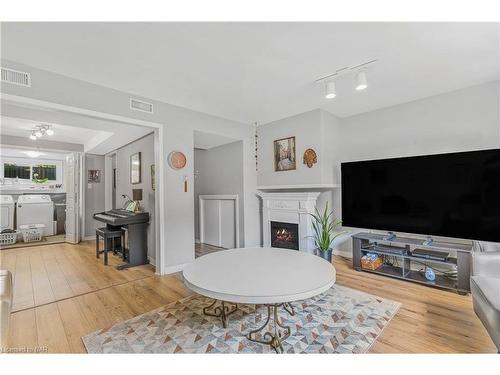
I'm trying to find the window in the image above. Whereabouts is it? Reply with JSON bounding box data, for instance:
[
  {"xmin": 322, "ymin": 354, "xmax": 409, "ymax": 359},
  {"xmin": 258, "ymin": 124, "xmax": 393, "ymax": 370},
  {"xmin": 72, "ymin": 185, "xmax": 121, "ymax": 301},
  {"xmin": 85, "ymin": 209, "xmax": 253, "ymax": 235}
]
[
  {"xmin": 32, "ymin": 164, "xmax": 57, "ymax": 181},
  {"xmin": 3, "ymin": 163, "xmax": 31, "ymax": 179},
  {"xmin": 2, "ymin": 160, "xmax": 60, "ymax": 182}
]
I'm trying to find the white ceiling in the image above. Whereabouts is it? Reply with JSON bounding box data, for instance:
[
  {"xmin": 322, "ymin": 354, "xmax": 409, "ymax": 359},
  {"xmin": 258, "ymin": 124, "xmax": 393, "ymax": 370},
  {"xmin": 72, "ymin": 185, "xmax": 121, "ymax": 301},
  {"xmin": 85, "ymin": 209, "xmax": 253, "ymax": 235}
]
[
  {"xmin": 0, "ymin": 103, "xmax": 154, "ymax": 154},
  {"xmin": 1, "ymin": 116, "xmax": 108, "ymax": 145},
  {"xmin": 0, "ymin": 146, "xmax": 70, "ymax": 160},
  {"xmin": 1, "ymin": 22, "xmax": 499, "ymax": 124}
]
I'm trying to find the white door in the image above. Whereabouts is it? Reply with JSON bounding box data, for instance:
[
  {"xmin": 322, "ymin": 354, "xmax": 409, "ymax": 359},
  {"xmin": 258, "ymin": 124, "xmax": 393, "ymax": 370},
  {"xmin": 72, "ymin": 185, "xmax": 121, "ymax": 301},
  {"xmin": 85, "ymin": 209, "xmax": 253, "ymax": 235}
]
[
  {"xmin": 199, "ymin": 195, "xmax": 239, "ymax": 249},
  {"xmin": 65, "ymin": 153, "xmax": 80, "ymax": 244},
  {"xmin": 220, "ymin": 200, "xmax": 236, "ymax": 248},
  {"xmin": 202, "ymin": 199, "xmax": 220, "ymax": 247}
]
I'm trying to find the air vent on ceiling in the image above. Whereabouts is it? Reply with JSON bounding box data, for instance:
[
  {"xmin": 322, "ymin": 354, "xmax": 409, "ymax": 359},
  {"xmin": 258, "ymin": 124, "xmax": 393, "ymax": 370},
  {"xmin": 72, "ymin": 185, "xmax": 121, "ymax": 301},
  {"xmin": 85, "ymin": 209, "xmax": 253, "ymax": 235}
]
[
  {"xmin": 1, "ymin": 67, "xmax": 31, "ymax": 87},
  {"xmin": 130, "ymin": 98, "xmax": 153, "ymax": 113}
]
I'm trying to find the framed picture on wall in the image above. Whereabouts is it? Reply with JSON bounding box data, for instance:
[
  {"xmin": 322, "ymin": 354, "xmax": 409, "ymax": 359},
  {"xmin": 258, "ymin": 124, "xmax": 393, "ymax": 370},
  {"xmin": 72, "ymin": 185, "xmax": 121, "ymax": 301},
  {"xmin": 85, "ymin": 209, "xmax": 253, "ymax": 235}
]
[
  {"xmin": 151, "ymin": 164, "xmax": 155, "ymax": 191},
  {"xmin": 130, "ymin": 152, "xmax": 142, "ymax": 184},
  {"xmin": 274, "ymin": 136, "xmax": 296, "ymax": 172},
  {"xmin": 88, "ymin": 169, "xmax": 101, "ymax": 183}
]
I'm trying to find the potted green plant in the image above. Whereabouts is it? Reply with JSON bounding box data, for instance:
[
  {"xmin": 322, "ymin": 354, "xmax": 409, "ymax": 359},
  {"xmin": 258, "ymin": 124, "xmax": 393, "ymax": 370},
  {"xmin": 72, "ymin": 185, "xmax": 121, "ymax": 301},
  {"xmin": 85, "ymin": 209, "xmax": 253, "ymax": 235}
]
[{"xmin": 309, "ymin": 202, "xmax": 345, "ymax": 263}]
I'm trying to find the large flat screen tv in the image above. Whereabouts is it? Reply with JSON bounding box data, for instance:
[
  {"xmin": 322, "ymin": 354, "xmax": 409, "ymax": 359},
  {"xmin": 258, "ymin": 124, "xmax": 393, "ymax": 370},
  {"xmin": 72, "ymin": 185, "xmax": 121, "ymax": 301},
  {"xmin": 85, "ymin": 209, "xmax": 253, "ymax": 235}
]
[{"xmin": 341, "ymin": 149, "xmax": 500, "ymax": 242}]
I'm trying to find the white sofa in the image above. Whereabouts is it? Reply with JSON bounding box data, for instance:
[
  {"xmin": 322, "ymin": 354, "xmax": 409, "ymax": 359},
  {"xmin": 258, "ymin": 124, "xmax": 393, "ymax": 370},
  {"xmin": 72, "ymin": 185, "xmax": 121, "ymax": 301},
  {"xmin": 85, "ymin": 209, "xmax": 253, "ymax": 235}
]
[{"xmin": 471, "ymin": 241, "xmax": 500, "ymax": 352}]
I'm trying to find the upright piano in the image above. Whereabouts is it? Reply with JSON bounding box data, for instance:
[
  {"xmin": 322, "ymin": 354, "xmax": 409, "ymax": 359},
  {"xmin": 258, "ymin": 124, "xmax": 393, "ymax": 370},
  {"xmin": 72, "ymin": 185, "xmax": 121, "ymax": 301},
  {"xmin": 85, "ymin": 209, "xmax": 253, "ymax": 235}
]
[{"xmin": 93, "ymin": 209, "xmax": 150, "ymax": 269}]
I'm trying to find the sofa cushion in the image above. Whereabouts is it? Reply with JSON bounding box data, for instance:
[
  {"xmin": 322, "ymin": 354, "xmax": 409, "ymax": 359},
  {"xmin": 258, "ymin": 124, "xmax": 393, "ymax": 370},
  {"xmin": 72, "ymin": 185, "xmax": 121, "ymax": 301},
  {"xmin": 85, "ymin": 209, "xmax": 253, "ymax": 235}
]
[{"xmin": 471, "ymin": 276, "xmax": 500, "ymax": 311}]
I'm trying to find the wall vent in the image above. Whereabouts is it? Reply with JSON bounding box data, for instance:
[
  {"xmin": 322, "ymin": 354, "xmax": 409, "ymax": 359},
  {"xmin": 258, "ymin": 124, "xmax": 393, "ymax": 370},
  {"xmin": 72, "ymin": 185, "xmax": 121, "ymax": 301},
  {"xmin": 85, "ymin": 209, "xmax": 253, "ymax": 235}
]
[
  {"xmin": 130, "ymin": 98, "xmax": 154, "ymax": 113},
  {"xmin": 1, "ymin": 67, "xmax": 31, "ymax": 87}
]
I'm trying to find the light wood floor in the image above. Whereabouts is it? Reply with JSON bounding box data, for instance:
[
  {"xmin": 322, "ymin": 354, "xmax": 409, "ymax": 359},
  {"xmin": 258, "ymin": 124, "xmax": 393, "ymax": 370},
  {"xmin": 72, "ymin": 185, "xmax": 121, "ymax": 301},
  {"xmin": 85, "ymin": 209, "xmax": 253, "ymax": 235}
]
[
  {"xmin": 0, "ymin": 234, "xmax": 66, "ymax": 250},
  {"xmin": 195, "ymin": 242, "xmax": 226, "ymax": 258},
  {"xmin": 1, "ymin": 242, "xmax": 496, "ymax": 353}
]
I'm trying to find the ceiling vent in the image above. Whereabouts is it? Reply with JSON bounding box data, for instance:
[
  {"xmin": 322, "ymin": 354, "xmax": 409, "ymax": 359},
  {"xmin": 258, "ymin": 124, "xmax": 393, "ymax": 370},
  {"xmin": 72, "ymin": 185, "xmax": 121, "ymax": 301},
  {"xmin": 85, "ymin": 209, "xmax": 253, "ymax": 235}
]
[
  {"xmin": 1, "ymin": 67, "xmax": 31, "ymax": 87},
  {"xmin": 130, "ymin": 98, "xmax": 153, "ymax": 113}
]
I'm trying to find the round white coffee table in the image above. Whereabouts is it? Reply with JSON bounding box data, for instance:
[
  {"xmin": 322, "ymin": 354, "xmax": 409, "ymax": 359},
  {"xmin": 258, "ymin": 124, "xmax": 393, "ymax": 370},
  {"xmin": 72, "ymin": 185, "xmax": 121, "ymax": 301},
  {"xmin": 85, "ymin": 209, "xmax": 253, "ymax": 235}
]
[{"xmin": 182, "ymin": 247, "xmax": 336, "ymax": 353}]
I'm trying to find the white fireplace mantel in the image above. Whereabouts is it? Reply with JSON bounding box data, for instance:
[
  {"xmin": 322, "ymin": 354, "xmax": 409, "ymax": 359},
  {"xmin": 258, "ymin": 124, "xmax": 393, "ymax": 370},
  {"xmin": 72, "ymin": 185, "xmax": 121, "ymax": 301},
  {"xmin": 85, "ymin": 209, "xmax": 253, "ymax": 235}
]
[{"xmin": 258, "ymin": 191, "xmax": 321, "ymax": 252}]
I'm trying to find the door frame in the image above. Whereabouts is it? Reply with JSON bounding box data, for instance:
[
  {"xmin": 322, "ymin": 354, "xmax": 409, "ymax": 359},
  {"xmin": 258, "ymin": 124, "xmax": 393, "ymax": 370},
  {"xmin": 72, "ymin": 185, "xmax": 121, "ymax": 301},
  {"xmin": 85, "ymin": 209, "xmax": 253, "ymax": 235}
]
[{"xmin": 2, "ymin": 94, "xmax": 166, "ymax": 275}]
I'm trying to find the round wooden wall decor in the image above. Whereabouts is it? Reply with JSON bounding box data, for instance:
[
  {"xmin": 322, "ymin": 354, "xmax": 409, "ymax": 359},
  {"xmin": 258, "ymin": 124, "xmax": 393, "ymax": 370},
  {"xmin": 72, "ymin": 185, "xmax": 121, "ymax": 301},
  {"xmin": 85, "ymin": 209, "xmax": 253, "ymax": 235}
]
[
  {"xmin": 167, "ymin": 151, "xmax": 187, "ymax": 170},
  {"xmin": 303, "ymin": 148, "xmax": 317, "ymax": 168}
]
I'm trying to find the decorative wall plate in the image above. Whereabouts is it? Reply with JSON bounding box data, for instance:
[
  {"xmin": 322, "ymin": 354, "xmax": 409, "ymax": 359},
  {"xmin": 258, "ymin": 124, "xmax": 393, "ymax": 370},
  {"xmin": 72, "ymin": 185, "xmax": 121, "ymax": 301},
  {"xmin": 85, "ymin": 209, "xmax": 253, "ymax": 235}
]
[
  {"xmin": 303, "ymin": 148, "xmax": 317, "ymax": 168},
  {"xmin": 168, "ymin": 151, "xmax": 187, "ymax": 170}
]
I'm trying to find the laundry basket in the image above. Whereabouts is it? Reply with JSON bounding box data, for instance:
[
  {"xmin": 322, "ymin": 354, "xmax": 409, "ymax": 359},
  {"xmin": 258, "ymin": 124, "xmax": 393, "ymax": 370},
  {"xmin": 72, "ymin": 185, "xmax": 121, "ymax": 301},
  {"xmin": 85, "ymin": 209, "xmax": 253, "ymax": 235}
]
[
  {"xmin": 19, "ymin": 224, "xmax": 45, "ymax": 243},
  {"xmin": 0, "ymin": 231, "xmax": 18, "ymax": 246}
]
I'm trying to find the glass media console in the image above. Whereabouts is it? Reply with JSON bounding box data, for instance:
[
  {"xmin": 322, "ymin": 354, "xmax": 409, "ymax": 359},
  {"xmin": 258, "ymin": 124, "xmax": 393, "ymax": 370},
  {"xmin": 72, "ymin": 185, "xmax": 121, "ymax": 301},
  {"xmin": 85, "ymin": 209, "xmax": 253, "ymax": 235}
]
[{"xmin": 352, "ymin": 232, "xmax": 473, "ymax": 295}]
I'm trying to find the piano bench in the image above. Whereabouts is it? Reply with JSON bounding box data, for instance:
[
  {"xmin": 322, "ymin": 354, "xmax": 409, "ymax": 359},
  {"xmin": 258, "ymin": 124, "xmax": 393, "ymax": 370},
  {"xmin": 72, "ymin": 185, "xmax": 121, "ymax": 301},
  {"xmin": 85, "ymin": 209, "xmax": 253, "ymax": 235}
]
[{"xmin": 96, "ymin": 227, "xmax": 126, "ymax": 265}]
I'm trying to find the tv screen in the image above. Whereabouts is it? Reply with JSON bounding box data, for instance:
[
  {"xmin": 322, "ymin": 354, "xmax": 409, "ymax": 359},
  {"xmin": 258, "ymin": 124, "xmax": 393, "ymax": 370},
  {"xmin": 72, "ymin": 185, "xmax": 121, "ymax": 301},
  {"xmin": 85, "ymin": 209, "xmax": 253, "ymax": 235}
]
[{"xmin": 341, "ymin": 149, "xmax": 500, "ymax": 242}]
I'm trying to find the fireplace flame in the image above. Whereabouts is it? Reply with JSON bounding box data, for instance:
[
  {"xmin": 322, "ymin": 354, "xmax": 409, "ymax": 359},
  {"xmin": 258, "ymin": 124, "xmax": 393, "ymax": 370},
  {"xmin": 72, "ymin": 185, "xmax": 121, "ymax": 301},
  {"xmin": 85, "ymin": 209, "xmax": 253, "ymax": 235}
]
[{"xmin": 276, "ymin": 228, "xmax": 293, "ymax": 242}]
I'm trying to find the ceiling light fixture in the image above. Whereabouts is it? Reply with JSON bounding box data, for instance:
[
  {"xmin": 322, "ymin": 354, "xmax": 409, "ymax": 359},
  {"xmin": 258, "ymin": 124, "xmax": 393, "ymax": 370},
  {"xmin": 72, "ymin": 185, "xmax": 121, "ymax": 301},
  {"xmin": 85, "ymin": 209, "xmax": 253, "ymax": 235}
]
[
  {"xmin": 28, "ymin": 124, "xmax": 54, "ymax": 140},
  {"xmin": 355, "ymin": 71, "xmax": 368, "ymax": 91},
  {"xmin": 314, "ymin": 59, "xmax": 377, "ymax": 99},
  {"xmin": 21, "ymin": 150, "xmax": 46, "ymax": 158},
  {"xmin": 325, "ymin": 81, "xmax": 336, "ymax": 99}
]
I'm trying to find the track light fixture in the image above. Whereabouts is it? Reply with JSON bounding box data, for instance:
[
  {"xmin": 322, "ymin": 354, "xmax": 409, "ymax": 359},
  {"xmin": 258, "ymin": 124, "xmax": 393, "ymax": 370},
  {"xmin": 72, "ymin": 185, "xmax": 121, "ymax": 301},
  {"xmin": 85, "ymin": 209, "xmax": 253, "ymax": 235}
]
[
  {"xmin": 28, "ymin": 124, "xmax": 54, "ymax": 140},
  {"xmin": 355, "ymin": 71, "xmax": 368, "ymax": 91},
  {"xmin": 325, "ymin": 81, "xmax": 336, "ymax": 99},
  {"xmin": 315, "ymin": 59, "xmax": 377, "ymax": 99}
]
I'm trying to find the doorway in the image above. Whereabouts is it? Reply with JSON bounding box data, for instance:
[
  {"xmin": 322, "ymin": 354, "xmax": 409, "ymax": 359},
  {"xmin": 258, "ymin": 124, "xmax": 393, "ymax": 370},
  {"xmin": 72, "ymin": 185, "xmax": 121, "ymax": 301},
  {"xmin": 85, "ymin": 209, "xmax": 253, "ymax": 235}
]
[
  {"xmin": 193, "ymin": 130, "xmax": 244, "ymax": 257},
  {"xmin": 0, "ymin": 144, "xmax": 82, "ymax": 249}
]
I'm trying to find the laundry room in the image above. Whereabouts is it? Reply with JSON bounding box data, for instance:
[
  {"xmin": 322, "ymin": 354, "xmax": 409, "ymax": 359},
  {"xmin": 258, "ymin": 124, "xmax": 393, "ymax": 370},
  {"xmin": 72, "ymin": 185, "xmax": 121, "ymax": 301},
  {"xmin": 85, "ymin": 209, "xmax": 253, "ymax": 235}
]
[{"xmin": 0, "ymin": 146, "xmax": 71, "ymax": 248}]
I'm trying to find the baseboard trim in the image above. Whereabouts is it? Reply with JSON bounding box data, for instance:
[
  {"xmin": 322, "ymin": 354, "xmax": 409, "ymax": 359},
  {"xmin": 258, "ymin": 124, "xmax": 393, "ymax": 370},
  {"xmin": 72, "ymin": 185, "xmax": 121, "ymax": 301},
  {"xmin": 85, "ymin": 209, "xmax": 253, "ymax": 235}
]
[
  {"xmin": 83, "ymin": 235, "xmax": 96, "ymax": 241},
  {"xmin": 162, "ymin": 262, "xmax": 189, "ymax": 275},
  {"xmin": 334, "ymin": 248, "xmax": 352, "ymax": 259}
]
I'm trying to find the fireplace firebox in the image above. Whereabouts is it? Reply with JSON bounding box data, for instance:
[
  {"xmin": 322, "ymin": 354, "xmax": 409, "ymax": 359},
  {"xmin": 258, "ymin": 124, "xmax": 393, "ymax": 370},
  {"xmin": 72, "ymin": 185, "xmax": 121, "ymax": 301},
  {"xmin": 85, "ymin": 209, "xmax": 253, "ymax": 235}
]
[{"xmin": 270, "ymin": 221, "xmax": 299, "ymax": 250}]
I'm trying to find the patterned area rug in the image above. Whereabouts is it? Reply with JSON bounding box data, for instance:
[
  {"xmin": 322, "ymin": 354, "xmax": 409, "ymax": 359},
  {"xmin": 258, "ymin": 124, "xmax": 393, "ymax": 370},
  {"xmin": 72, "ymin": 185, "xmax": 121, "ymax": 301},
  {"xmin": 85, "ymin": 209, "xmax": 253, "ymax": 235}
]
[{"xmin": 82, "ymin": 284, "xmax": 400, "ymax": 353}]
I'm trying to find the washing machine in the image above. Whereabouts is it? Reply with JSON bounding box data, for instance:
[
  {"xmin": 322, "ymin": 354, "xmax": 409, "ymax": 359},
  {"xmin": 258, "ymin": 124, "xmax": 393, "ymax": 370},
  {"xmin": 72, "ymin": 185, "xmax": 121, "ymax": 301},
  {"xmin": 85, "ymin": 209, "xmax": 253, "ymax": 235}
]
[
  {"xmin": 16, "ymin": 195, "xmax": 55, "ymax": 236},
  {"xmin": 0, "ymin": 195, "xmax": 15, "ymax": 231}
]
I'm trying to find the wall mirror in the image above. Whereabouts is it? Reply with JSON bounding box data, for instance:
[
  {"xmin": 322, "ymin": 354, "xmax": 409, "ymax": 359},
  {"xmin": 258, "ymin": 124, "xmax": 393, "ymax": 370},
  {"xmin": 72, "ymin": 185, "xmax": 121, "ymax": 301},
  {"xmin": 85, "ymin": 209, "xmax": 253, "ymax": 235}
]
[{"xmin": 130, "ymin": 152, "xmax": 141, "ymax": 184}]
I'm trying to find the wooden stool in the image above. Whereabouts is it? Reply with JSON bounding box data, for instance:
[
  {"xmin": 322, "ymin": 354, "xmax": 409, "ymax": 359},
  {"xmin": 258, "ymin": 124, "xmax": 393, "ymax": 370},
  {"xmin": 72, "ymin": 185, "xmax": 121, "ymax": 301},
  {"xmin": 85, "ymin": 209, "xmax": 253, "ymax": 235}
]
[{"xmin": 96, "ymin": 227, "xmax": 126, "ymax": 265}]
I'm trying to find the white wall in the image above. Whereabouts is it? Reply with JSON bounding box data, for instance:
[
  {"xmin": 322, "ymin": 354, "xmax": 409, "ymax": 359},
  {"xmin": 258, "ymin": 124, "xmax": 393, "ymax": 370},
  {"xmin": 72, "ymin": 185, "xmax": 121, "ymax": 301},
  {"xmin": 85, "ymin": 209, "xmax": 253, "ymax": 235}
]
[
  {"xmin": 114, "ymin": 133, "xmax": 156, "ymax": 261},
  {"xmin": 84, "ymin": 154, "xmax": 105, "ymax": 237},
  {"xmin": 338, "ymin": 81, "xmax": 500, "ymax": 162},
  {"xmin": 0, "ymin": 134, "xmax": 84, "ymax": 152},
  {"xmin": 194, "ymin": 141, "xmax": 245, "ymax": 247},
  {"xmin": 258, "ymin": 109, "xmax": 334, "ymax": 187},
  {"xmin": 257, "ymin": 109, "xmax": 342, "ymax": 224}
]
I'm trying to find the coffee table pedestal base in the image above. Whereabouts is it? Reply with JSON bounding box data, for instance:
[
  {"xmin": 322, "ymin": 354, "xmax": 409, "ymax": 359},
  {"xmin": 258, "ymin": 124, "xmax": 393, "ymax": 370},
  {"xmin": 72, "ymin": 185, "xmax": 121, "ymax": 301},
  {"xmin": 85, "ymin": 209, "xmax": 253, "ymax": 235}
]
[
  {"xmin": 247, "ymin": 303, "xmax": 295, "ymax": 353},
  {"xmin": 203, "ymin": 299, "xmax": 238, "ymax": 328}
]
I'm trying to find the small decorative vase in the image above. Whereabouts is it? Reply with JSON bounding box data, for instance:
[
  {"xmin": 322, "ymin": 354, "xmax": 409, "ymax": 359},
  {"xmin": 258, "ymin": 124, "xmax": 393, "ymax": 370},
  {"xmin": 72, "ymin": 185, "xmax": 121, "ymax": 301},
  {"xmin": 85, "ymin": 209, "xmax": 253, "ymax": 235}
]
[
  {"xmin": 425, "ymin": 266, "xmax": 436, "ymax": 282},
  {"xmin": 315, "ymin": 248, "xmax": 333, "ymax": 263}
]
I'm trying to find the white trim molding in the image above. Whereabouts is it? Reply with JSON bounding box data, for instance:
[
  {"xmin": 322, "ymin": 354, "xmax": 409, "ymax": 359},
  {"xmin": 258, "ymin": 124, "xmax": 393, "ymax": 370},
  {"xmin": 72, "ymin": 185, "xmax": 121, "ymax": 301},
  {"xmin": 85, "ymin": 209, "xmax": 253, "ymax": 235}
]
[
  {"xmin": 199, "ymin": 194, "xmax": 240, "ymax": 249},
  {"xmin": 257, "ymin": 184, "xmax": 339, "ymax": 191},
  {"xmin": 257, "ymin": 191, "xmax": 321, "ymax": 253},
  {"xmin": 163, "ymin": 262, "xmax": 189, "ymax": 275}
]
